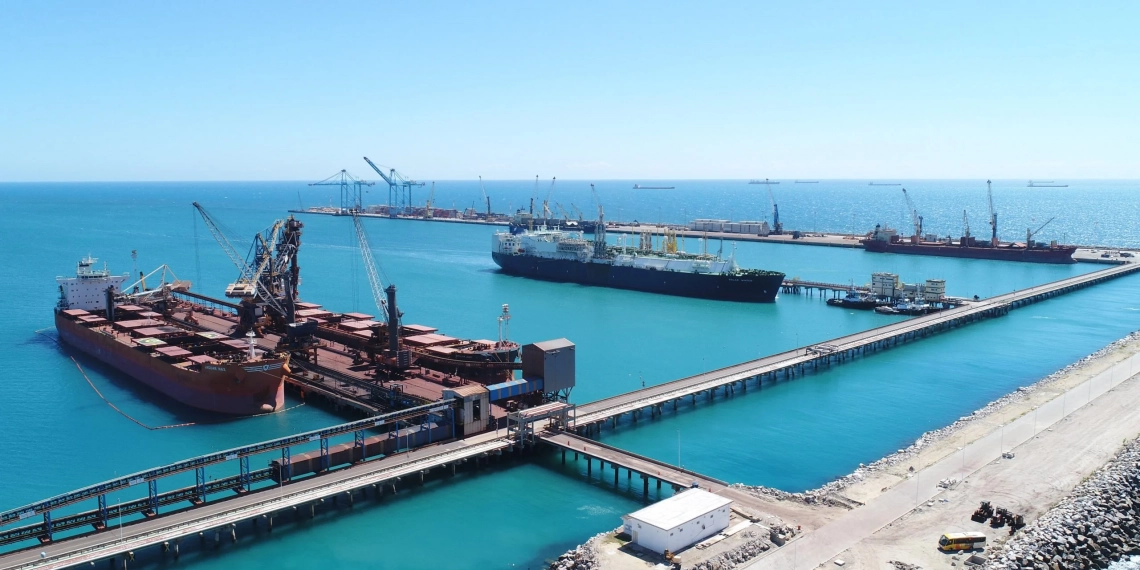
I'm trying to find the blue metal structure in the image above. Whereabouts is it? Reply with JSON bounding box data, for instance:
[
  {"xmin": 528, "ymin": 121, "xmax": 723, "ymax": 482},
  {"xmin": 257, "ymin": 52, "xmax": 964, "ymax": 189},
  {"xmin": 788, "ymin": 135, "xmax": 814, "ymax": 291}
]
[
  {"xmin": 0, "ymin": 401, "xmax": 452, "ymax": 544},
  {"xmin": 309, "ymin": 169, "xmax": 375, "ymax": 212},
  {"xmin": 486, "ymin": 378, "xmax": 544, "ymax": 401},
  {"xmin": 362, "ymin": 157, "xmax": 425, "ymax": 214}
]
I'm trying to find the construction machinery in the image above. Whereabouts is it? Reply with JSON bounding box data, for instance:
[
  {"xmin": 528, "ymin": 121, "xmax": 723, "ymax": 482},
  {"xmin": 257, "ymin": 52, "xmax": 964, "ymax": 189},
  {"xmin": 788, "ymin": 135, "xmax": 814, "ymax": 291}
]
[
  {"xmin": 901, "ymin": 188, "xmax": 923, "ymax": 243},
  {"xmin": 309, "ymin": 170, "xmax": 374, "ymax": 213},
  {"xmin": 362, "ymin": 157, "xmax": 425, "ymax": 215}
]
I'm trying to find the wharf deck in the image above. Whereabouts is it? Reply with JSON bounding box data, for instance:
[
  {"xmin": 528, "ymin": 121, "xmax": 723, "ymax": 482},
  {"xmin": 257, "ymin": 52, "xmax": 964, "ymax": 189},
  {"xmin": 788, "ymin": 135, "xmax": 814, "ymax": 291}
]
[
  {"xmin": 570, "ymin": 261, "xmax": 1140, "ymax": 429},
  {"xmin": 540, "ymin": 430, "xmax": 726, "ymax": 490},
  {"xmin": 0, "ymin": 434, "xmax": 511, "ymax": 570}
]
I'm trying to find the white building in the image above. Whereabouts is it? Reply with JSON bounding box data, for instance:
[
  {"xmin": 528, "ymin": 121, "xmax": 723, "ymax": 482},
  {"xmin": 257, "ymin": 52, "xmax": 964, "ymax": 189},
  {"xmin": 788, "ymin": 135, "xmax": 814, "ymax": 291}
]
[{"xmin": 621, "ymin": 489, "xmax": 732, "ymax": 555}]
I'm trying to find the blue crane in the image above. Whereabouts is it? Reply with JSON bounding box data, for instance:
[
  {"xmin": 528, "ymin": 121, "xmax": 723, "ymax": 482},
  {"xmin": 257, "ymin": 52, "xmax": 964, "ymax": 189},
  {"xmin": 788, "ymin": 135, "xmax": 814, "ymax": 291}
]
[
  {"xmin": 362, "ymin": 157, "xmax": 425, "ymax": 215},
  {"xmin": 308, "ymin": 170, "xmax": 374, "ymax": 213}
]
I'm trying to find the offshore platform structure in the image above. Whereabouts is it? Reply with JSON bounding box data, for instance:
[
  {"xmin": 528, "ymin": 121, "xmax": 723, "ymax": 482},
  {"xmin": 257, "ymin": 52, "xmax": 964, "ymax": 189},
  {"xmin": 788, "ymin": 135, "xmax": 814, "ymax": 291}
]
[
  {"xmin": 362, "ymin": 157, "xmax": 425, "ymax": 216},
  {"xmin": 192, "ymin": 202, "xmax": 309, "ymax": 340},
  {"xmin": 309, "ymin": 170, "xmax": 374, "ymax": 214}
]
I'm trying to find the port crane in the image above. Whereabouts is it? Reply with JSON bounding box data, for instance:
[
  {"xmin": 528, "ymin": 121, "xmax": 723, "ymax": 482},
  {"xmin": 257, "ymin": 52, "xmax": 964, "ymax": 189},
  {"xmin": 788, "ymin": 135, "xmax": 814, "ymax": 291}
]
[
  {"xmin": 570, "ymin": 203, "xmax": 585, "ymax": 221},
  {"xmin": 1026, "ymin": 217, "xmax": 1056, "ymax": 246},
  {"xmin": 350, "ymin": 210, "xmax": 405, "ymax": 363},
  {"xmin": 590, "ymin": 184, "xmax": 607, "ymax": 257},
  {"xmin": 478, "ymin": 176, "xmax": 491, "ymax": 216},
  {"xmin": 542, "ymin": 177, "xmax": 556, "ymax": 220},
  {"xmin": 763, "ymin": 179, "xmax": 783, "ymax": 235},
  {"xmin": 529, "ymin": 175, "xmax": 539, "ymax": 215},
  {"xmin": 425, "ymin": 182, "xmax": 435, "ymax": 218},
  {"xmin": 192, "ymin": 202, "xmax": 303, "ymax": 330},
  {"xmin": 962, "ymin": 210, "xmax": 971, "ymax": 240},
  {"xmin": 309, "ymin": 170, "xmax": 373, "ymax": 213},
  {"xmin": 362, "ymin": 157, "xmax": 425, "ymax": 215},
  {"xmin": 901, "ymin": 188, "xmax": 923, "ymax": 242},
  {"xmin": 986, "ymin": 179, "xmax": 999, "ymax": 245}
]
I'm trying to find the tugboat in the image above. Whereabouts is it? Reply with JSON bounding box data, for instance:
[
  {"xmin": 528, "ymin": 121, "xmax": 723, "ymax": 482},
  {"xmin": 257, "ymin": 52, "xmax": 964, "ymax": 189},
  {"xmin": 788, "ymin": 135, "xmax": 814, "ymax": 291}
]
[{"xmin": 826, "ymin": 288, "xmax": 883, "ymax": 310}]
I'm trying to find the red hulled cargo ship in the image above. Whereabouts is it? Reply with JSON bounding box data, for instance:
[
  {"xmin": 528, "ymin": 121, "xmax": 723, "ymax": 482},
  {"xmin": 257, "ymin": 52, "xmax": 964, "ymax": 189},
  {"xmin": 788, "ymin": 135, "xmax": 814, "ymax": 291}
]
[
  {"xmin": 861, "ymin": 225, "xmax": 1077, "ymax": 264},
  {"xmin": 54, "ymin": 257, "xmax": 287, "ymax": 415}
]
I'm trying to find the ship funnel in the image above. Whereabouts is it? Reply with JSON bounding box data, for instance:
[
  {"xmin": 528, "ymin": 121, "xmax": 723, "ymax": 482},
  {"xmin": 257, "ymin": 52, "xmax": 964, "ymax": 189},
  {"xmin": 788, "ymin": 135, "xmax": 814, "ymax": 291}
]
[{"xmin": 104, "ymin": 286, "xmax": 116, "ymax": 323}]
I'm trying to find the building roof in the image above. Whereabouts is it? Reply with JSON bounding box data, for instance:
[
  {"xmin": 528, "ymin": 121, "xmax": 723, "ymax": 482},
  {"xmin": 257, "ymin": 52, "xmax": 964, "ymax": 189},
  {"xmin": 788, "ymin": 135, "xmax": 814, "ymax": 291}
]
[
  {"xmin": 625, "ymin": 489, "xmax": 732, "ymax": 531},
  {"xmin": 528, "ymin": 338, "xmax": 574, "ymax": 351}
]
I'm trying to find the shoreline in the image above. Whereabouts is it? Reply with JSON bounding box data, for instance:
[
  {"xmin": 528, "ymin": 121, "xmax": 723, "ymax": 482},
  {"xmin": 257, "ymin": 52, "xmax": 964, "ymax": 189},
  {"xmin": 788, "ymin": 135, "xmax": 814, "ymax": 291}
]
[{"xmin": 549, "ymin": 329, "xmax": 1140, "ymax": 569}]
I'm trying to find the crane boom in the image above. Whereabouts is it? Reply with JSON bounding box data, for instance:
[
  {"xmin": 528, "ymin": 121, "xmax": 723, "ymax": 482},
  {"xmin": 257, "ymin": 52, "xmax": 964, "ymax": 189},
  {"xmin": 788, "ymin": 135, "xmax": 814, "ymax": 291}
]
[
  {"xmin": 478, "ymin": 176, "xmax": 491, "ymax": 216},
  {"xmin": 192, "ymin": 202, "xmax": 254, "ymax": 282},
  {"xmin": 901, "ymin": 188, "xmax": 923, "ymax": 241},
  {"xmin": 590, "ymin": 184, "xmax": 606, "ymax": 258},
  {"xmin": 362, "ymin": 157, "xmax": 396, "ymax": 186},
  {"xmin": 350, "ymin": 211, "xmax": 389, "ymax": 318},
  {"xmin": 986, "ymin": 179, "xmax": 998, "ymax": 245},
  {"xmin": 763, "ymin": 179, "xmax": 782, "ymax": 234},
  {"xmin": 1027, "ymin": 216, "xmax": 1056, "ymax": 245}
]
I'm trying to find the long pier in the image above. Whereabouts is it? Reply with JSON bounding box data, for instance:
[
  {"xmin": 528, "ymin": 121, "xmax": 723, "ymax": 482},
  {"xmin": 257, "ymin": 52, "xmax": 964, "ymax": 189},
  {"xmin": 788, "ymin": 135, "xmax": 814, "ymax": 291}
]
[
  {"xmin": 1, "ymin": 262, "xmax": 1136, "ymax": 568},
  {"xmin": 569, "ymin": 262, "xmax": 1140, "ymax": 431}
]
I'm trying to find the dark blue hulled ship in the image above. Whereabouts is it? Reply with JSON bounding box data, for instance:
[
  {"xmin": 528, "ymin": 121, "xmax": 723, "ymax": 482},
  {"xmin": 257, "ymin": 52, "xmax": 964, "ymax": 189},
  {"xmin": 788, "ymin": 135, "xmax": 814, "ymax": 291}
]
[{"xmin": 491, "ymin": 220, "xmax": 784, "ymax": 302}]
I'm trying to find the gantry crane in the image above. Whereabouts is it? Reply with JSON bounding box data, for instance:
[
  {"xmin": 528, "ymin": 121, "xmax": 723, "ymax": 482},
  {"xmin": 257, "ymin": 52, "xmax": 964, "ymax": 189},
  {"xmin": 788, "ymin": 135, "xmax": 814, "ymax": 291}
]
[
  {"xmin": 901, "ymin": 188, "xmax": 923, "ymax": 242},
  {"xmin": 309, "ymin": 170, "xmax": 373, "ymax": 213},
  {"xmin": 362, "ymin": 157, "xmax": 425, "ymax": 215}
]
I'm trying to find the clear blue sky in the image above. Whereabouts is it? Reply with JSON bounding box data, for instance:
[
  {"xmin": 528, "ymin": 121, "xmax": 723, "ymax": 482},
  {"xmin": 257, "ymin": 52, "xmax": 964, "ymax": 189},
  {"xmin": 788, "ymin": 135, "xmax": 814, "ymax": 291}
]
[{"xmin": 1, "ymin": 2, "xmax": 1137, "ymax": 181}]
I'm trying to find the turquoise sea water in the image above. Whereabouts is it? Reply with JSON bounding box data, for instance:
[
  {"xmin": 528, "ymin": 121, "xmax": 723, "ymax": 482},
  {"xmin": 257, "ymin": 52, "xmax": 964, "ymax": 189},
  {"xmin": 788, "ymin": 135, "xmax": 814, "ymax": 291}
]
[{"xmin": 1, "ymin": 181, "xmax": 1139, "ymax": 567}]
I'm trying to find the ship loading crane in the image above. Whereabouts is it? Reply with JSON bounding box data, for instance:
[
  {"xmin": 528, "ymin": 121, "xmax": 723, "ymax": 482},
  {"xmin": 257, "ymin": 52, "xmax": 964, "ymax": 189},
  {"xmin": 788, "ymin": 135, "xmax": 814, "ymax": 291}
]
[
  {"xmin": 763, "ymin": 178, "xmax": 783, "ymax": 235},
  {"xmin": 478, "ymin": 176, "xmax": 491, "ymax": 217},
  {"xmin": 901, "ymin": 188, "xmax": 923, "ymax": 243},
  {"xmin": 425, "ymin": 182, "xmax": 435, "ymax": 218},
  {"xmin": 362, "ymin": 157, "xmax": 425, "ymax": 216},
  {"xmin": 350, "ymin": 210, "xmax": 409, "ymax": 368},
  {"xmin": 1027, "ymin": 217, "xmax": 1057, "ymax": 247},
  {"xmin": 191, "ymin": 202, "xmax": 304, "ymax": 334},
  {"xmin": 542, "ymin": 177, "xmax": 556, "ymax": 220},
  {"xmin": 308, "ymin": 170, "xmax": 374, "ymax": 214},
  {"xmin": 963, "ymin": 210, "xmax": 971, "ymax": 241},
  {"xmin": 987, "ymin": 179, "xmax": 999, "ymax": 246}
]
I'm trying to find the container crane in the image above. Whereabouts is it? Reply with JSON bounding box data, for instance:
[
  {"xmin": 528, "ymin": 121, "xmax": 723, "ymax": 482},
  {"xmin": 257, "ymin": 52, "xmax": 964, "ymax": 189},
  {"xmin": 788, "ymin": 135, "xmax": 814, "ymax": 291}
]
[
  {"xmin": 308, "ymin": 170, "xmax": 373, "ymax": 213},
  {"xmin": 478, "ymin": 176, "xmax": 491, "ymax": 216},
  {"xmin": 1026, "ymin": 217, "xmax": 1056, "ymax": 247},
  {"xmin": 901, "ymin": 188, "xmax": 923, "ymax": 243},
  {"xmin": 362, "ymin": 157, "xmax": 425, "ymax": 215},
  {"xmin": 350, "ymin": 210, "xmax": 405, "ymax": 363},
  {"xmin": 986, "ymin": 179, "xmax": 999, "ymax": 246},
  {"xmin": 763, "ymin": 179, "xmax": 783, "ymax": 235}
]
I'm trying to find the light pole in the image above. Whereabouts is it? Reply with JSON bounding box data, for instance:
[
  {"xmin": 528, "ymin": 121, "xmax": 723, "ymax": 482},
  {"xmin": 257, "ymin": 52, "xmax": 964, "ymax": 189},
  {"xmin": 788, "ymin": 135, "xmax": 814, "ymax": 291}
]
[
  {"xmin": 999, "ymin": 424, "xmax": 1006, "ymax": 455},
  {"xmin": 1033, "ymin": 406, "xmax": 1039, "ymax": 434},
  {"xmin": 914, "ymin": 470, "xmax": 921, "ymax": 507},
  {"xmin": 677, "ymin": 430, "xmax": 681, "ymax": 467},
  {"xmin": 958, "ymin": 446, "xmax": 965, "ymax": 470}
]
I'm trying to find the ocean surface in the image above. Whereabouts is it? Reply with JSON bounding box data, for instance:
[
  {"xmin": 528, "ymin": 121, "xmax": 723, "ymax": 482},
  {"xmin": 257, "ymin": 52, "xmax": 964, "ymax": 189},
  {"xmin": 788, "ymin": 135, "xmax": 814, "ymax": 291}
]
[{"xmin": 1, "ymin": 180, "xmax": 1139, "ymax": 568}]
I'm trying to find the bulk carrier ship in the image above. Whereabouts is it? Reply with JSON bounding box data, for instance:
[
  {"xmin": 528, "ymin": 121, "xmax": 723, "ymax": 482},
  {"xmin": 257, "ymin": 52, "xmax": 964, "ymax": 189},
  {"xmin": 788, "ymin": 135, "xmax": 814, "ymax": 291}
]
[
  {"xmin": 492, "ymin": 211, "xmax": 784, "ymax": 302},
  {"xmin": 55, "ymin": 257, "xmax": 288, "ymax": 415},
  {"xmin": 860, "ymin": 182, "xmax": 1077, "ymax": 264}
]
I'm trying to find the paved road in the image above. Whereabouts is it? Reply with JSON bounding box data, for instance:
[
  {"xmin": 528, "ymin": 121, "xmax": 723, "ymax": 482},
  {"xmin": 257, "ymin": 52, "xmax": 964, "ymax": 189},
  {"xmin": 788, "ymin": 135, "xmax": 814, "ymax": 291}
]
[
  {"xmin": 745, "ymin": 352, "xmax": 1140, "ymax": 569},
  {"xmin": 0, "ymin": 432, "xmax": 510, "ymax": 570}
]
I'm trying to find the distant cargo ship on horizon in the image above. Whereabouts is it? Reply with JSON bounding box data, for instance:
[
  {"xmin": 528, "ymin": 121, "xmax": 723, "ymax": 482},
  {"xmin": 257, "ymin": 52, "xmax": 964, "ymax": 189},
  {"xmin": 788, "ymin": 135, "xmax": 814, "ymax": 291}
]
[{"xmin": 633, "ymin": 184, "xmax": 675, "ymax": 189}]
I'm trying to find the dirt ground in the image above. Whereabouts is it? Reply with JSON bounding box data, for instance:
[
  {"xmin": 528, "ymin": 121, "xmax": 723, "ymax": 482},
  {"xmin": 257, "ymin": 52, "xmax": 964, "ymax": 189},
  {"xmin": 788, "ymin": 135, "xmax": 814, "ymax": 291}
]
[{"xmin": 825, "ymin": 337, "xmax": 1140, "ymax": 569}]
